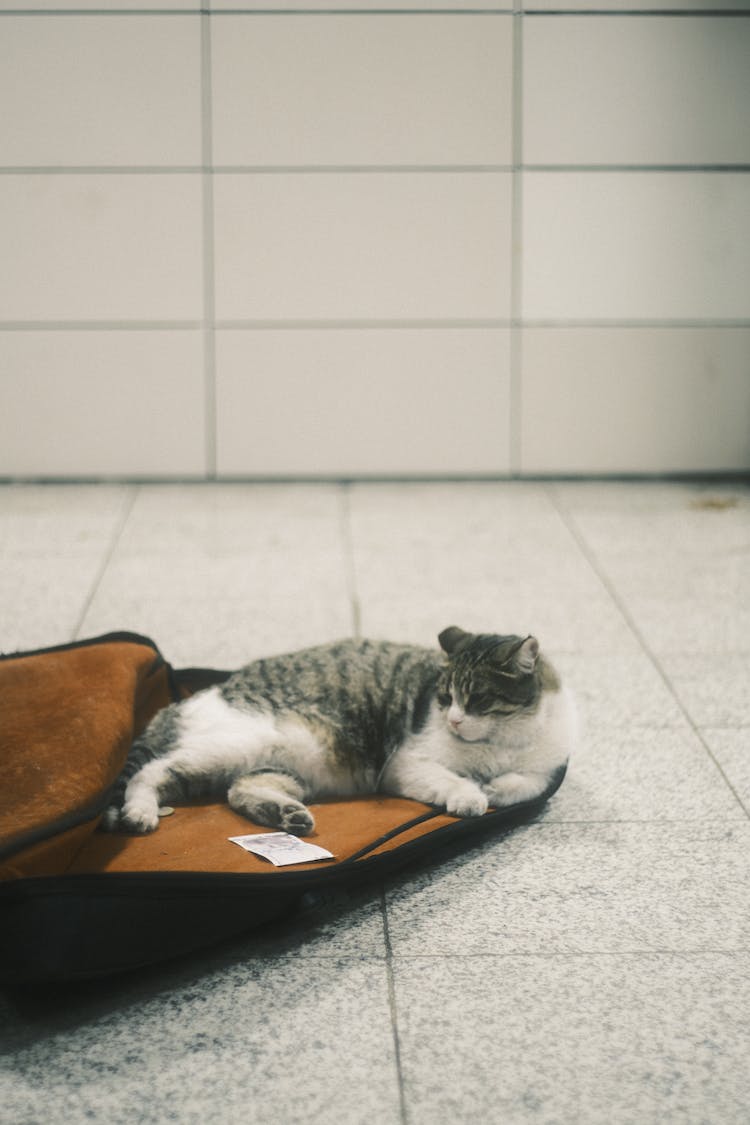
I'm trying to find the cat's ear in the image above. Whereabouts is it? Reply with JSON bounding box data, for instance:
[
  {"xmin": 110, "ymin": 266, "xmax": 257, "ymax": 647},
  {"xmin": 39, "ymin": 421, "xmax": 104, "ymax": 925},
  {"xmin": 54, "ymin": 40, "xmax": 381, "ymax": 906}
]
[
  {"xmin": 438, "ymin": 626, "xmax": 470, "ymax": 654},
  {"xmin": 514, "ymin": 636, "xmax": 539, "ymax": 674}
]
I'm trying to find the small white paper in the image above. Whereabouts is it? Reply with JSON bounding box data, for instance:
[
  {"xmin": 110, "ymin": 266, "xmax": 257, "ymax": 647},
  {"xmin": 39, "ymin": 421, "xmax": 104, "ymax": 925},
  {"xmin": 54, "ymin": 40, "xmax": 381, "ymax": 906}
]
[{"xmin": 228, "ymin": 832, "xmax": 334, "ymax": 867}]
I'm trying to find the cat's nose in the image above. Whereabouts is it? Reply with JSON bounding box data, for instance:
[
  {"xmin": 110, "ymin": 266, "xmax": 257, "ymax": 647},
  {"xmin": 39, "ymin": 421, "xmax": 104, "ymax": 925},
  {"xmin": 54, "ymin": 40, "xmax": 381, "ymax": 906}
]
[{"xmin": 448, "ymin": 706, "xmax": 464, "ymax": 729}]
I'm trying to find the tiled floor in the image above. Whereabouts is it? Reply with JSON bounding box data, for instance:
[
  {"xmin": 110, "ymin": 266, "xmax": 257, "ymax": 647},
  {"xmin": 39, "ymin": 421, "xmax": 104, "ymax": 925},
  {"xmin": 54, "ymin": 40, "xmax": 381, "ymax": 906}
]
[{"xmin": 1, "ymin": 479, "xmax": 749, "ymax": 1125}]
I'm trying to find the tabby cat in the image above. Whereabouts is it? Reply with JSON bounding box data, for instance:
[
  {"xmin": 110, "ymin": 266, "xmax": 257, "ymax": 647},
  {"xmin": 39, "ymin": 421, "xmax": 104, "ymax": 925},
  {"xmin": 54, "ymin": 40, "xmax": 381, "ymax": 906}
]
[{"xmin": 102, "ymin": 626, "xmax": 575, "ymax": 836}]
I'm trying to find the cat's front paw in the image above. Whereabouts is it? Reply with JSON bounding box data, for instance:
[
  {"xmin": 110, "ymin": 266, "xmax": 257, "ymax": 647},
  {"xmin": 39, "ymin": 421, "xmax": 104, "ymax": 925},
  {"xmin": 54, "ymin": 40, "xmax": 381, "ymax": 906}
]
[
  {"xmin": 120, "ymin": 801, "xmax": 160, "ymax": 834},
  {"xmin": 444, "ymin": 782, "xmax": 488, "ymax": 819}
]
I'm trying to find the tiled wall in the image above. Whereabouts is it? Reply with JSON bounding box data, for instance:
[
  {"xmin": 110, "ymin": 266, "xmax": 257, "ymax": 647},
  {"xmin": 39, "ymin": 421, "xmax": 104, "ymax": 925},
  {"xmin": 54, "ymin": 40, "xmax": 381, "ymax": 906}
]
[{"xmin": 1, "ymin": 2, "xmax": 749, "ymax": 478}]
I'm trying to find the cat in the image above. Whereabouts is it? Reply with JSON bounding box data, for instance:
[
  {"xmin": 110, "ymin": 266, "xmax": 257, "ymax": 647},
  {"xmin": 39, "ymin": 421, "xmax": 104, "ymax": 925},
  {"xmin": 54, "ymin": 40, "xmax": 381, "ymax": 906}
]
[{"xmin": 101, "ymin": 626, "xmax": 575, "ymax": 837}]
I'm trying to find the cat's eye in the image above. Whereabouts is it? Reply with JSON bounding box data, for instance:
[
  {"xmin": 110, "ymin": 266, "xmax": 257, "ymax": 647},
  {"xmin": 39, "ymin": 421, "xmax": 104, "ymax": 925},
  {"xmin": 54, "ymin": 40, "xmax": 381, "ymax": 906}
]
[
  {"xmin": 464, "ymin": 690, "xmax": 518, "ymax": 715},
  {"xmin": 466, "ymin": 693, "xmax": 494, "ymax": 714}
]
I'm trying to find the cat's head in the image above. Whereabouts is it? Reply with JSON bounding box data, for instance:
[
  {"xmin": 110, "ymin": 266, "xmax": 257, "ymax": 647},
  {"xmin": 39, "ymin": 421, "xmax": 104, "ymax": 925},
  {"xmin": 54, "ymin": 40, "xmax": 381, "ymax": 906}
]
[{"xmin": 436, "ymin": 626, "xmax": 549, "ymax": 742}]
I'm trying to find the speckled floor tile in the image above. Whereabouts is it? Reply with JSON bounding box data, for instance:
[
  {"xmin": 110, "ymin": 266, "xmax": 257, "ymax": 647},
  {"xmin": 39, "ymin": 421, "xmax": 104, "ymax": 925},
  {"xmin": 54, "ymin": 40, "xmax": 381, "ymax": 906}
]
[
  {"xmin": 78, "ymin": 557, "xmax": 354, "ymax": 667},
  {"xmin": 385, "ymin": 820, "xmax": 750, "ymax": 956},
  {"xmin": 660, "ymin": 654, "xmax": 750, "ymax": 727},
  {"xmin": 701, "ymin": 728, "xmax": 750, "ymax": 816},
  {"xmin": 554, "ymin": 480, "xmax": 749, "ymax": 515},
  {"xmin": 393, "ymin": 952, "xmax": 750, "ymax": 1125},
  {"xmin": 548, "ymin": 725, "xmax": 742, "ymax": 823},
  {"xmin": 1, "ymin": 557, "xmax": 108, "ymax": 654},
  {"xmin": 0, "ymin": 484, "xmax": 131, "ymax": 558},
  {"xmin": 3, "ymin": 479, "xmax": 750, "ymax": 1125},
  {"xmin": 79, "ymin": 484, "xmax": 354, "ymax": 666},
  {"xmin": 349, "ymin": 482, "xmax": 637, "ymax": 653},
  {"xmin": 115, "ymin": 483, "xmax": 346, "ymax": 558},
  {"xmin": 553, "ymin": 482, "xmax": 750, "ymax": 655},
  {"xmin": 357, "ymin": 588, "xmax": 638, "ymax": 657},
  {"xmin": 0, "ymin": 484, "xmax": 132, "ymax": 652},
  {"xmin": 554, "ymin": 480, "xmax": 750, "ymax": 549},
  {"xmin": 0, "ymin": 955, "xmax": 400, "ymax": 1125},
  {"xmin": 628, "ymin": 596, "xmax": 750, "ymax": 657},
  {"xmin": 553, "ymin": 652, "xmax": 685, "ymax": 730}
]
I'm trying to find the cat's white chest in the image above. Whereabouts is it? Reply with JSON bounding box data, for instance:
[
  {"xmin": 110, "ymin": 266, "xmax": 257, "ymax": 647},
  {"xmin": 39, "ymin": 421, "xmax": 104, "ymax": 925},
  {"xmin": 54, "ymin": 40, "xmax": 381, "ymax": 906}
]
[{"xmin": 393, "ymin": 691, "xmax": 572, "ymax": 779}]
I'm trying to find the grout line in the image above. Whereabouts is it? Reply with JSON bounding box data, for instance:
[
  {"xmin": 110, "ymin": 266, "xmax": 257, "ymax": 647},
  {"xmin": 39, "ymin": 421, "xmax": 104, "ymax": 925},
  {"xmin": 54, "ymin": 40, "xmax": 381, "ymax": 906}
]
[
  {"xmin": 3, "ymin": 319, "xmax": 749, "ymax": 333},
  {"xmin": 0, "ymin": 321, "xmax": 203, "ymax": 331},
  {"xmin": 0, "ymin": 8, "xmax": 514, "ymax": 15},
  {"xmin": 515, "ymin": 319, "xmax": 750, "ymax": 329},
  {"xmin": 0, "ymin": 9, "xmax": 200, "ymax": 16},
  {"xmin": 71, "ymin": 485, "xmax": 139, "ymax": 641},
  {"xmin": 0, "ymin": 166, "xmax": 506, "ymax": 175},
  {"xmin": 201, "ymin": 8, "xmax": 218, "ymax": 479},
  {"xmin": 0, "ymin": 167, "xmax": 205, "ymax": 175},
  {"xmin": 215, "ymin": 319, "xmax": 511, "ymax": 330},
  {"xmin": 381, "ymin": 889, "xmax": 410, "ymax": 1125},
  {"xmin": 0, "ymin": 165, "xmax": 516, "ymax": 175},
  {"xmin": 509, "ymin": 0, "xmax": 523, "ymax": 476},
  {"xmin": 510, "ymin": 816, "xmax": 750, "ymax": 825},
  {"xmin": 523, "ymin": 9, "xmax": 750, "ymax": 18},
  {"xmin": 523, "ymin": 164, "xmax": 750, "ymax": 173},
  {"xmin": 2, "ymin": 165, "xmax": 748, "ymax": 176},
  {"xmin": 244, "ymin": 947, "xmax": 750, "ymax": 962},
  {"xmin": 201, "ymin": 8, "xmax": 511, "ymax": 16},
  {"xmin": 339, "ymin": 483, "xmax": 362, "ymax": 639},
  {"xmin": 375, "ymin": 948, "xmax": 750, "ymax": 960},
  {"xmin": 547, "ymin": 483, "xmax": 750, "ymax": 822},
  {"xmin": 210, "ymin": 164, "xmax": 514, "ymax": 174},
  {"xmin": 2, "ymin": 472, "xmax": 747, "ymax": 486},
  {"xmin": 4, "ymin": 7, "xmax": 747, "ymax": 17}
]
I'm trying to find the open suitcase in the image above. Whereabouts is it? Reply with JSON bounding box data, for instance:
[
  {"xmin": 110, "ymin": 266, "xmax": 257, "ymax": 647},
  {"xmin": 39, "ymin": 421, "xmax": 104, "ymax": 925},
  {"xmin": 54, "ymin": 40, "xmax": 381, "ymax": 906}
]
[{"xmin": 0, "ymin": 633, "xmax": 567, "ymax": 983}]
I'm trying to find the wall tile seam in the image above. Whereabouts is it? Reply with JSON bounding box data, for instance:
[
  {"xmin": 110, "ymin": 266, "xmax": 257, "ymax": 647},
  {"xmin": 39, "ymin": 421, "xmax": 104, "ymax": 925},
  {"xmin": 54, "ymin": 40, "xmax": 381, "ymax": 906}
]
[
  {"xmin": 521, "ymin": 9, "xmax": 750, "ymax": 16},
  {"xmin": 2, "ymin": 8, "xmax": 749, "ymax": 17},
  {"xmin": 200, "ymin": 5, "xmax": 217, "ymax": 478},
  {"xmin": 3, "ymin": 320, "xmax": 750, "ymax": 330},
  {"xmin": 0, "ymin": 322, "xmax": 204, "ymax": 330},
  {"xmin": 0, "ymin": 167, "xmax": 514, "ymax": 174},
  {"xmin": 509, "ymin": 0, "xmax": 523, "ymax": 475},
  {"xmin": 3, "ymin": 9, "xmax": 750, "ymax": 17},
  {"xmin": 2, "ymin": 167, "xmax": 749, "ymax": 175},
  {"xmin": 0, "ymin": 9, "xmax": 519, "ymax": 17}
]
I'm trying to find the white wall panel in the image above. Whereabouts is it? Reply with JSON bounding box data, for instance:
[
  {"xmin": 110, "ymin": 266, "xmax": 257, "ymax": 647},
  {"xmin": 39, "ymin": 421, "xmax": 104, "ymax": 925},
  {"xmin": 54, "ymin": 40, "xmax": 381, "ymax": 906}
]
[
  {"xmin": 523, "ymin": 173, "xmax": 750, "ymax": 321},
  {"xmin": 524, "ymin": 18, "xmax": 750, "ymax": 165},
  {"xmin": 213, "ymin": 173, "xmax": 511, "ymax": 321},
  {"xmin": 0, "ymin": 16, "xmax": 202, "ymax": 167},
  {"xmin": 212, "ymin": 15, "xmax": 512, "ymax": 166},
  {"xmin": 0, "ymin": 332, "xmax": 205, "ymax": 476},
  {"xmin": 521, "ymin": 328, "xmax": 750, "ymax": 474},
  {"xmin": 216, "ymin": 329, "xmax": 510, "ymax": 476},
  {"xmin": 0, "ymin": 175, "xmax": 204, "ymax": 321},
  {"xmin": 0, "ymin": 6, "xmax": 747, "ymax": 478}
]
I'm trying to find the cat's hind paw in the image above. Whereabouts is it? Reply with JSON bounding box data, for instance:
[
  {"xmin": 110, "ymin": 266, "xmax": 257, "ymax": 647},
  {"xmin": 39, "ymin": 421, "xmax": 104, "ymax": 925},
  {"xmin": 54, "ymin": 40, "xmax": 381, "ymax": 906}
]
[
  {"xmin": 229, "ymin": 776, "xmax": 315, "ymax": 836},
  {"xmin": 279, "ymin": 802, "xmax": 315, "ymax": 837},
  {"xmin": 247, "ymin": 797, "xmax": 314, "ymax": 836}
]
